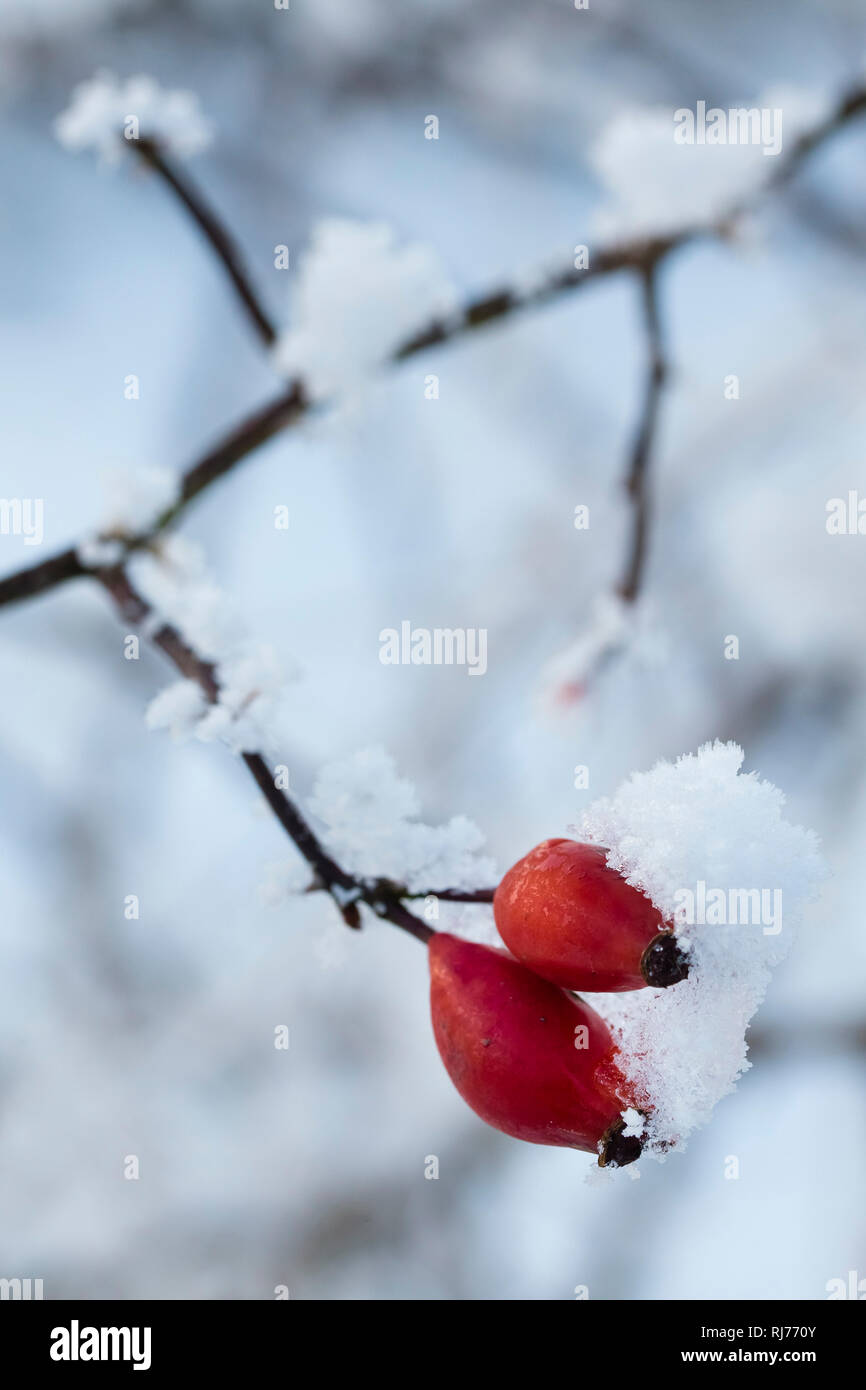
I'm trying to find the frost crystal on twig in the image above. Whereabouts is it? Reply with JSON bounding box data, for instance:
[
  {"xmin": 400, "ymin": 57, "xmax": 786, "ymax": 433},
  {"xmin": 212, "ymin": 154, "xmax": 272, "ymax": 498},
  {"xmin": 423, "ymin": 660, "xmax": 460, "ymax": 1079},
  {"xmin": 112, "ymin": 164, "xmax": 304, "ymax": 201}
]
[
  {"xmin": 137, "ymin": 539, "xmax": 294, "ymax": 755},
  {"xmin": 144, "ymin": 678, "xmax": 207, "ymax": 743},
  {"xmin": 55, "ymin": 70, "xmax": 213, "ymax": 163},
  {"xmin": 309, "ymin": 747, "xmax": 496, "ymax": 893}
]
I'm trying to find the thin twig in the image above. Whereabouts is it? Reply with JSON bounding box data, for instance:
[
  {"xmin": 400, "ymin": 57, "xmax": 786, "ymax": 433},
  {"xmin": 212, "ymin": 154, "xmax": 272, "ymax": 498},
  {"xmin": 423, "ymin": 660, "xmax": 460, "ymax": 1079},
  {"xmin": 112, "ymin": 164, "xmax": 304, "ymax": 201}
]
[
  {"xmin": 133, "ymin": 137, "xmax": 277, "ymax": 348},
  {"xmin": 767, "ymin": 84, "xmax": 866, "ymax": 196},
  {"xmin": 600, "ymin": 76, "xmax": 859, "ymax": 633},
  {"xmin": 403, "ymin": 887, "xmax": 496, "ymax": 904},
  {"xmin": 392, "ymin": 233, "xmax": 688, "ymax": 360},
  {"xmin": 97, "ymin": 563, "xmax": 434, "ymax": 943},
  {"xmin": 617, "ymin": 261, "xmax": 667, "ymax": 604},
  {"xmin": 0, "ymin": 546, "xmax": 86, "ymax": 608},
  {"xmin": 155, "ymin": 379, "xmax": 308, "ymax": 529}
]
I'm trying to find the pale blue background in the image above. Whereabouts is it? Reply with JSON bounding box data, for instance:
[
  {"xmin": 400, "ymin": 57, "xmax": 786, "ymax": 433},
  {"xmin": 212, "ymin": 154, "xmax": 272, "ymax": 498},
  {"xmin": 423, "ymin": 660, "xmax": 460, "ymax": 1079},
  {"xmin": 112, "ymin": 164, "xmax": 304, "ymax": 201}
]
[{"xmin": 0, "ymin": 0, "xmax": 865, "ymax": 1299}]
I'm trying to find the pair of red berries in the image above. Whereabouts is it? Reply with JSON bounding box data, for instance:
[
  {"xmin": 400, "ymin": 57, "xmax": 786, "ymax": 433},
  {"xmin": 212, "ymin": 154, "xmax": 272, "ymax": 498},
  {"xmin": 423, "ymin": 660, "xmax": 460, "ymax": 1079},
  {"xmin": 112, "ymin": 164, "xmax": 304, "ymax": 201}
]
[{"xmin": 428, "ymin": 839, "xmax": 689, "ymax": 1167}]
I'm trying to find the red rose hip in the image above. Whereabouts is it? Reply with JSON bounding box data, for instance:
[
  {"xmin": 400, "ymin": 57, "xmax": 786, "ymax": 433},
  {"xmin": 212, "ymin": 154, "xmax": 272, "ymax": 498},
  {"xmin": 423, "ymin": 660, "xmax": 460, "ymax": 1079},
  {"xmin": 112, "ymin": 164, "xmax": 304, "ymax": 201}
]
[
  {"xmin": 429, "ymin": 931, "xmax": 642, "ymax": 1165},
  {"xmin": 493, "ymin": 838, "xmax": 688, "ymax": 992}
]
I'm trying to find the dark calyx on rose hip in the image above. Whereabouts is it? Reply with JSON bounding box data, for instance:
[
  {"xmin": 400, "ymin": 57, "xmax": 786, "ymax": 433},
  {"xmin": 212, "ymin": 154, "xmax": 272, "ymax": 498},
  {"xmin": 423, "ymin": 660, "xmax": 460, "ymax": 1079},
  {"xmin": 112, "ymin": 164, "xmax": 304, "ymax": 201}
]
[{"xmin": 640, "ymin": 930, "xmax": 690, "ymax": 987}]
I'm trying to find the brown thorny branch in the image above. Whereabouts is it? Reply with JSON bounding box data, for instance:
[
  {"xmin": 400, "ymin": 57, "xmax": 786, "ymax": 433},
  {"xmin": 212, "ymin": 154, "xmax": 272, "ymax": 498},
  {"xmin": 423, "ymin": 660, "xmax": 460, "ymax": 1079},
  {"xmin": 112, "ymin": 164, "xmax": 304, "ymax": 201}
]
[{"xmin": 2, "ymin": 85, "xmax": 865, "ymax": 944}]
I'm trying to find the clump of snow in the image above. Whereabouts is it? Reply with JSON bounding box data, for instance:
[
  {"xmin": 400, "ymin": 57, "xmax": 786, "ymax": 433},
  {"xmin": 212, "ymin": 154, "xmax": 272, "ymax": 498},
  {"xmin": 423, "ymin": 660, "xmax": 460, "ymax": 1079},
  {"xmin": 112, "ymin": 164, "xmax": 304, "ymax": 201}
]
[
  {"xmin": 193, "ymin": 647, "xmax": 287, "ymax": 754},
  {"xmin": 132, "ymin": 539, "xmax": 244, "ymax": 662},
  {"xmin": 273, "ymin": 219, "xmax": 458, "ymax": 398},
  {"xmin": 591, "ymin": 86, "xmax": 831, "ymax": 240},
  {"xmin": 99, "ymin": 464, "xmax": 180, "ymax": 536},
  {"xmin": 145, "ymin": 679, "xmax": 207, "ymax": 742},
  {"xmin": 75, "ymin": 466, "xmax": 180, "ymax": 570},
  {"xmin": 76, "ymin": 537, "xmax": 126, "ymax": 569},
  {"xmin": 55, "ymin": 70, "xmax": 212, "ymax": 164},
  {"xmin": 309, "ymin": 747, "xmax": 496, "ymax": 892},
  {"xmin": 579, "ymin": 741, "xmax": 825, "ymax": 1155},
  {"xmin": 136, "ymin": 538, "xmax": 295, "ymax": 756}
]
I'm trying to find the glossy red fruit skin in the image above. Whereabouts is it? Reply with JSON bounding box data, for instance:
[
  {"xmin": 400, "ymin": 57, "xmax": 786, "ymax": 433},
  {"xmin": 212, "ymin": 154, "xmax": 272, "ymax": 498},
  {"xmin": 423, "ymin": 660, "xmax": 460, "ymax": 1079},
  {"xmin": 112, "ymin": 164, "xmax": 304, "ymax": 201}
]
[
  {"xmin": 429, "ymin": 932, "xmax": 636, "ymax": 1158},
  {"xmin": 493, "ymin": 838, "xmax": 669, "ymax": 992}
]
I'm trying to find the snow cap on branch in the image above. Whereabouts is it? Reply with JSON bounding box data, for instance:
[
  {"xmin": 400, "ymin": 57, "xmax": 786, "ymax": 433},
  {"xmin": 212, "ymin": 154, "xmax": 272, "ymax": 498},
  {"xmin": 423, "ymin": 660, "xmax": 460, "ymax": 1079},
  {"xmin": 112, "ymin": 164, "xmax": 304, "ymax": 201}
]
[
  {"xmin": 309, "ymin": 747, "xmax": 496, "ymax": 893},
  {"xmin": 134, "ymin": 537, "xmax": 244, "ymax": 661},
  {"xmin": 55, "ymin": 70, "xmax": 212, "ymax": 164},
  {"xmin": 273, "ymin": 220, "xmax": 458, "ymax": 398},
  {"xmin": 101, "ymin": 464, "xmax": 180, "ymax": 534},
  {"xmin": 591, "ymin": 86, "xmax": 831, "ymax": 239},
  {"xmin": 144, "ymin": 679, "xmax": 207, "ymax": 742},
  {"xmin": 138, "ymin": 538, "xmax": 295, "ymax": 756},
  {"xmin": 579, "ymin": 741, "xmax": 825, "ymax": 1156},
  {"xmin": 193, "ymin": 647, "xmax": 287, "ymax": 753},
  {"xmin": 76, "ymin": 465, "xmax": 180, "ymax": 569}
]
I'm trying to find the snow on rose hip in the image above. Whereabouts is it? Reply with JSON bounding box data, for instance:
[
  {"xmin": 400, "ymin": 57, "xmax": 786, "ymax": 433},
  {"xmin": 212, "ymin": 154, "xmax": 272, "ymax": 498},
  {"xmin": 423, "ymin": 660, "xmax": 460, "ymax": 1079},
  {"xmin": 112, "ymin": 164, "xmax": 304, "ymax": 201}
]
[
  {"xmin": 428, "ymin": 932, "xmax": 644, "ymax": 1166},
  {"xmin": 493, "ymin": 837, "xmax": 690, "ymax": 992},
  {"xmin": 301, "ymin": 743, "xmax": 822, "ymax": 1164}
]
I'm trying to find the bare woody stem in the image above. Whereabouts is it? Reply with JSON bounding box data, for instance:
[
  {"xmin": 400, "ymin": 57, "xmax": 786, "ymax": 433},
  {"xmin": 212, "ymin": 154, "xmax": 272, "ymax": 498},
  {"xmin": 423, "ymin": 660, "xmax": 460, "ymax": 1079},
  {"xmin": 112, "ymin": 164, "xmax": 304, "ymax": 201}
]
[
  {"xmin": 402, "ymin": 887, "xmax": 495, "ymax": 904},
  {"xmin": 97, "ymin": 563, "xmax": 434, "ymax": 944},
  {"xmin": 617, "ymin": 260, "xmax": 668, "ymax": 605},
  {"xmin": 154, "ymin": 380, "xmax": 308, "ymax": 530},
  {"xmin": 133, "ymin": 136, "xmax": 277, "ymax": 348},
  {"xmin": 0, "ymin": 546, "xmax": 87, "ymax": 608},
  {"xmin": 766, "ymin": 85, "xmax": 866, "ymax": 196}
]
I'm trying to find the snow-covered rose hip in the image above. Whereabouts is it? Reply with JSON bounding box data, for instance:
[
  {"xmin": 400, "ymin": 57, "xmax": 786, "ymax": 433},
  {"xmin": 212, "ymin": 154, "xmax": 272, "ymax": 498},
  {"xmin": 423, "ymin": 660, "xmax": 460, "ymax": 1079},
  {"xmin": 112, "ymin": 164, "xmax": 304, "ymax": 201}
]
[
  {"xmin": 429, "ymin": 932, "xmax": 642, "ymax": 1165},
  {"xmin": 493, "ymin": 838, "xmax": 689, "ymax": 992}
]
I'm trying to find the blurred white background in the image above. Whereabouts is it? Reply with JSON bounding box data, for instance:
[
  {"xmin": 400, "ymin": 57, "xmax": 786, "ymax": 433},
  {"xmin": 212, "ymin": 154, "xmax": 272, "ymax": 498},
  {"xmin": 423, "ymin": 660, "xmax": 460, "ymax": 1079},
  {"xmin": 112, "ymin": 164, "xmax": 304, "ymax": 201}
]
[{"xmin": 1, "ymin": 0, "xmax": 865, "ymax": 1299}]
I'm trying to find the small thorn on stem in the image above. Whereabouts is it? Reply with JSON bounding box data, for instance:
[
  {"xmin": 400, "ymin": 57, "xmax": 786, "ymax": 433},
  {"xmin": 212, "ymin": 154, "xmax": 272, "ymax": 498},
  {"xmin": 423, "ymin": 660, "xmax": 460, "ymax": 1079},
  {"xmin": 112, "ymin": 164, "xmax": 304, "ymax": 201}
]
[
  {"xmin": 598, "ymin": 1117, "xmax": 643, "ymax": 1169},
  {"xmin": 640, "ymin": 930, "xmax": 690, "ymax": 988}
]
